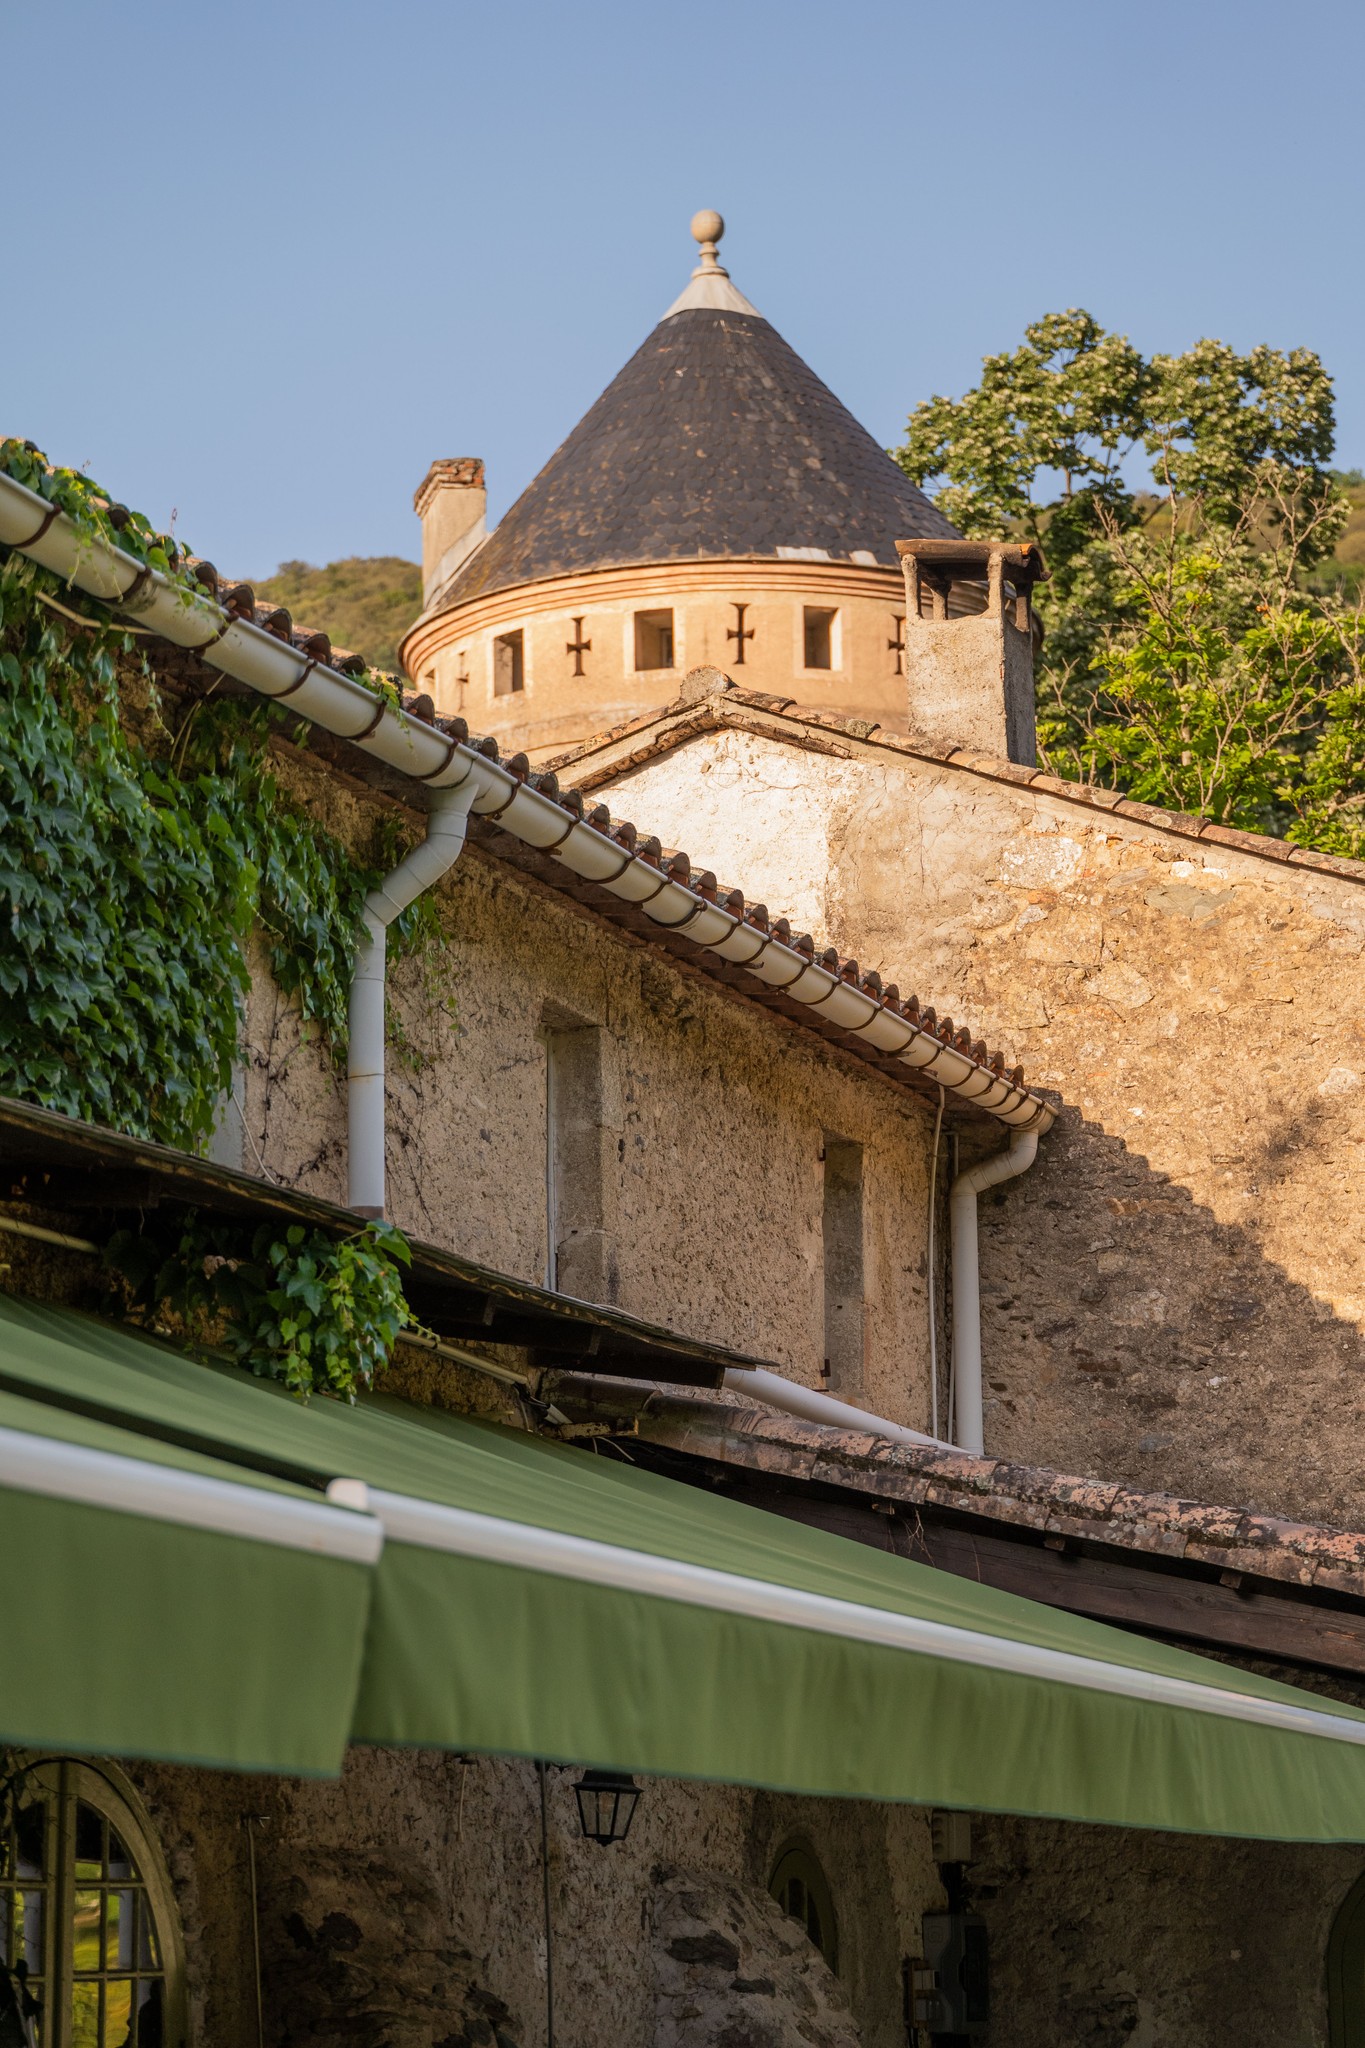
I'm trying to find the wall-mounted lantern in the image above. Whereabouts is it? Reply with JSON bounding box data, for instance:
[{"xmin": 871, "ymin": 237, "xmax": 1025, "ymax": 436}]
[{"xmin": 573, "ymin": 1769, "xmax": 640, "ymax": 1845}]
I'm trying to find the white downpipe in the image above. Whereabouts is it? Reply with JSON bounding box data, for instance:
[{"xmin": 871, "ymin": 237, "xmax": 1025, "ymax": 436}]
[
  {"xmin": 349, "ymin": 781, "xmax": 479, "ymax": 1218},
  {"xmin": 722, "ymin": 1366, "xmax": 941, "ymax": 1450},
  {"xmin": 326, "ymin": 1478, "xmax": 1365, "ymax": 1749},
  {"xmin": 949, "ymin": 1130, "xmax": 1039, "ymax": 1456}
]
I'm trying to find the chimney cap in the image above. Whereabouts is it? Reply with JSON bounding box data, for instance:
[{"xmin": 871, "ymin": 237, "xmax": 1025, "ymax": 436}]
[
  {"xmin": 414, "ymin": 458, "xmax": 485, "ymax": 517},
  {"xmin": 896, "ymin": 536, "xmax": 1048, "ymax": 586}
]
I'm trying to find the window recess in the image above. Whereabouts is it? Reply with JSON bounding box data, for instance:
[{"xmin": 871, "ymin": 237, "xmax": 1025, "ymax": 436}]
[
  {"xmin": 822, "ymin": 1135, "xmax": 865, "ymax": 1397},
  {"xmin": 493, "ymin": 629, "xmax": 524, "ymax": 696},
  {"xmin": 633, "ymin": 609, "xmax": 675, "ymax": 672},
  {"xmin": 544, "ymin": 1018, "xmax": 608, "ymax": 1302},
  {"xmin": 803, "ymin": 607, "xmax": 837, "ymax": 670}
]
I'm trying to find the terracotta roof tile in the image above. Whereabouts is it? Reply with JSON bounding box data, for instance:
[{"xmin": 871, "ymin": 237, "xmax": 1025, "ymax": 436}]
[{"xmin": 549, "ymin": 1380, "xmax": 1365, "ymax": 1601}]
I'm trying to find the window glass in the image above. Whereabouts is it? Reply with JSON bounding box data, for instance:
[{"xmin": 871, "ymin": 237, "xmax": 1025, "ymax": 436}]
[
  {"xmin": 1, "ymin": 1764, "xmax": 180, "ymax": 2048},
  {"xmin": 69, "ymin": 1800, "xmax": 165, "ymax": 2048}
]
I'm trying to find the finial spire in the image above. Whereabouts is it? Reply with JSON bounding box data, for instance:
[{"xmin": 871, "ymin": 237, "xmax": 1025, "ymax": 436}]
[
  {"xmin": 664, "ymin": 210, "xmax": 759, "ymax": 321},
  {"xmin": 690, "ymin": 209, "xmax": 728, "ymax": 278}
]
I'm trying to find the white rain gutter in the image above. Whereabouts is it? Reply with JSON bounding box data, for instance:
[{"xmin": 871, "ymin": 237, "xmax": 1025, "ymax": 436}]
[
  {"xmin": 349, "ymin": 783, "xmax": 478, "ymax": 1217},
  {"xmin": 326, "ymin": 1478, "xmax": 1365, "ymax": 1749},
  {"xmin": 0, "ymin": 468, "xmax": 1055, "ymax": 1144},
  {"xmin": 949, "ymin": 1130, "xmax": 1039, "ymax": 1457},
  {"xmin": 3, "ymin": 1424, "xmax": 383, "ymax": 1563},
  {"xmin": 722, "ymin": 1366, "xmax": 941, "ymax": 1450}
]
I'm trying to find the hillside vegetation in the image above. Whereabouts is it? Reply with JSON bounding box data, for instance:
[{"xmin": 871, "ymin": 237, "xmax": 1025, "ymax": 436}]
[
  {"xmin": 253, "ymin": 556, "xmax": 421, "ymax": 674},
  {"xmin": 1308, "ymin": 472, "xmax": 1365, "ymax": 598}
]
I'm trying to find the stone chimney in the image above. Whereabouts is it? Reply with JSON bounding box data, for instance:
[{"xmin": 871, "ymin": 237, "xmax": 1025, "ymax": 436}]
[
  {"xmin": 897, "ymin": 539, "xmax": 1047, "ymax": 766},
  {"xmin": 414, "ymin": 459, "xmax": 487, "ymax": 607}
]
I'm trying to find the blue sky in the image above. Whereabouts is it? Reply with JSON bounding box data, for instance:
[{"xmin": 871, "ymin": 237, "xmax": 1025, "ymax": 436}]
[{"xmin": 5, "ymin": 0, "xmax": 1361, "ymax": 574}]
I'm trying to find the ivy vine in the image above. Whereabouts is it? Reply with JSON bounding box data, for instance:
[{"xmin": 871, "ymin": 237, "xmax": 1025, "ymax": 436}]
[
  {"xmin": 0, "ymin": 441, "xmax": 455, "ymax": 1150},
  {"xmin": 108, "ymin": 1213, "xmax": 412, "ymax": 1400}
]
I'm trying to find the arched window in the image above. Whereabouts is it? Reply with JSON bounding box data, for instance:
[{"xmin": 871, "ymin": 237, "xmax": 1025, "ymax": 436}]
[
  {"xmin": 1330, "ymin": 1872, "xmax": 1365, "ymax": 2046},
  {"xmin": 768, "ymin": 1838, "xmax": 839, "ymax": 1976},
  {"xmin": 1, "ymin": 1758, "xmax": 186, "ymax": 2048}
]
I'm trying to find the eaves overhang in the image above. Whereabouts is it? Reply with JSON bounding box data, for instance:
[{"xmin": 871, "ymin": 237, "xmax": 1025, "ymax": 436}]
[
  {"xmin": 0, "ymin": 1097, "xmax": 758, "ymax": 1391},
  {"xmin": 547, "ymin": 1375, "xmax": 1365, "ymax": 1683}
]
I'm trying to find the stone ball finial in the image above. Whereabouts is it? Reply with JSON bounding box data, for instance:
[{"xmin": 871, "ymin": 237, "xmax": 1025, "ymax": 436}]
[{"xmin": 689, "ymin": 210, "xmax": 728, "ymax": 278}]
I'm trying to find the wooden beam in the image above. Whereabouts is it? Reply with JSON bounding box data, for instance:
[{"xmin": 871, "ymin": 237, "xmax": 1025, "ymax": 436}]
[{"xmin": 721, "ymin": 1485, "xmax": 1365, "ymax": 1679}]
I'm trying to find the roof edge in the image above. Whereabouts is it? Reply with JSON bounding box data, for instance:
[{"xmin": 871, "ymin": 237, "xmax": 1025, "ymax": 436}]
[
  {"xmin": 546, "ymin": 1376, "xmax": 1365, "ymax": 1602},
  {"xmin": 545, "ymin": 684, "xmax": 1365, "ymax": 894}
]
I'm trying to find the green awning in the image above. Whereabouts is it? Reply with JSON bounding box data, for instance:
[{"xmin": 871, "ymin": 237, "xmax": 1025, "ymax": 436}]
[
  {"xmin": 0, "ymin": 1378, "xmax": 377, "ymax": 1776},
  {"xmin": 7, "ymin": 1291, "xmax": 1365, "ymax": 1839}
]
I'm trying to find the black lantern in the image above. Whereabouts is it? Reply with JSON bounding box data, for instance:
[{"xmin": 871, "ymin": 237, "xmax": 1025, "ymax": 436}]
[{"xmin": 573, "ymin": 1769, "xmax": 640, "ymax": 1845}]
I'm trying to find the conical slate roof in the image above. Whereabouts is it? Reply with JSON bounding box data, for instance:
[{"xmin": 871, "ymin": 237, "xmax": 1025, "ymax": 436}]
[{"xmin": 435, "ymin": 236, "xmax": 956, "ymax": 612}]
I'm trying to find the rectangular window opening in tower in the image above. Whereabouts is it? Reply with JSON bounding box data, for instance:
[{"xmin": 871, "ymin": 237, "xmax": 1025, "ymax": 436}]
[
  {"xmin": 822, "ymin": 1135, "xmax": 865, "ymax": 1397},
  {"xmin": 494, "ymin": 630, "xmax": 524, "ymax": 695},
  {"xmin": 634, "ymin": 609, "xmax": 675, "ymax": 672},
  {"xmin": 803, "ymin": 607, "xmax": 837, "ymax": 670}
]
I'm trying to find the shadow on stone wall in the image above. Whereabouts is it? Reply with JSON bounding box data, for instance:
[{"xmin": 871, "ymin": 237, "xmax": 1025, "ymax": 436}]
[
  {"xmin": 263, "ymin": 1847, "xmax": 523, "ymax": 2048},
  {"xmin": 984, "ymin": 1101, "xmax": 1365, "ymax": 1525}
]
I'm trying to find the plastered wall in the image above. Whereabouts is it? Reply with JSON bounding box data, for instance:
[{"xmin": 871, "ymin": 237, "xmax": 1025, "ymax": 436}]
[
  {"xmin": 603, "ymin": 726, "xmax": 1365, "ymax": 1528},
  {"xmin": 401, "ymin": 562, "xmax": 912, "ymax": 763}
]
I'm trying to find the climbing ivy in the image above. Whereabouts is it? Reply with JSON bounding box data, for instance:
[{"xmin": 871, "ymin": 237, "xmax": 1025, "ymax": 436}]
[
  {"xmin": 107, "ymin": 1212, "xmax": 412, "ymax": 1400},
  {"xmin": 0, "ymin": 442, "xmax": 455, "ymax": 1148}
]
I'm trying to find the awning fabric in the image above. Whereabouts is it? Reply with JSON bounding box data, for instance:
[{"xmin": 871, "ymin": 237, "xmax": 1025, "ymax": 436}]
[
  {"xmin": 0, "ymin": 1375, "xmax": 377, "ymax": 1776},
  {"xmin": 8, "ymin": 1291, "xmax": 1365, "ymax": 1840}
]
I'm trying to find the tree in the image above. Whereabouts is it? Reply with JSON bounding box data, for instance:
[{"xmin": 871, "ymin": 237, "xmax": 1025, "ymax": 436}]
[{"xmin": 894, "ymin": 313, "xmax": 1365, "ymax": 852}]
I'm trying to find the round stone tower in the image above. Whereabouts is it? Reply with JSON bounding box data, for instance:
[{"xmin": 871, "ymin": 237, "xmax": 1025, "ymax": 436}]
[{"xmin": 400, "ymin": 214, "xmax": 956, "ymax": 758}]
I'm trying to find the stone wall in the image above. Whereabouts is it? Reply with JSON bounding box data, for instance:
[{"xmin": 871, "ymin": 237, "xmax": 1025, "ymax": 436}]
[
  {"xmin": 970, "ymin": 1812, "xmax": 1360, "ymax": 2048},
  {"xmin": 241, "ymin": 742, "xmax": 938, "ymax": 1427},
  {"xmin": 601, "ymin": 723, "xmax": 1365, "ymax": 1528},
  {"xmin": 127, "ymin": 1749, "xmax": 1365, "ymax": 2048},
  {"xmin": 128, "ymin": 1752, "xmax": 952, "ymax": 2048}
]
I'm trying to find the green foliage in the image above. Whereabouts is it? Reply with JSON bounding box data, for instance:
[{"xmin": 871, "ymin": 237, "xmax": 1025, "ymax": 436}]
[
  {"xmin": 0, "ymin": 437, "xmax": 204, "ymax": 590},
  {"xmin": 895, "ymin": 314, "xmax": 1365, "ymax": 850},
  {"xmin": 108, "ymin": 1213, "xmax": 412, "ymax": 1400},
  {"xmin": 254, "ymin": 557, "xmax": 422, "ymax": 675},
  {"xmin": 0, "ymin": 557, "xmax": 251, "ymax": 1144},
  {"xmin": 0, "ymin": 443, "xmax": 456, "ymax": 1146}
]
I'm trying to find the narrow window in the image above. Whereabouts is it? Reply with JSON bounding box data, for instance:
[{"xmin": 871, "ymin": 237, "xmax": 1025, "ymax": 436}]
[
  {"xmin": 822, "ymin": 1136, "xmax": 864, "ymax": 1396},
  {"xmin": 545, "ymin": 1019, "xmax": 606, "ymax": 1300},
  {"xmin": 493, "ymin": 629, "xmax": 524, "ymax": 696},
  {"xmin": 803, "ymin": 607, "xmax": 836, "ymax": 670},
  {"xmin": 769, "ymin": 1840, "xmax": 839, "ymax": 1975},
  {"xmin": 634, "ymin": 609, "xmax": 675, "ymax": 671}
]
